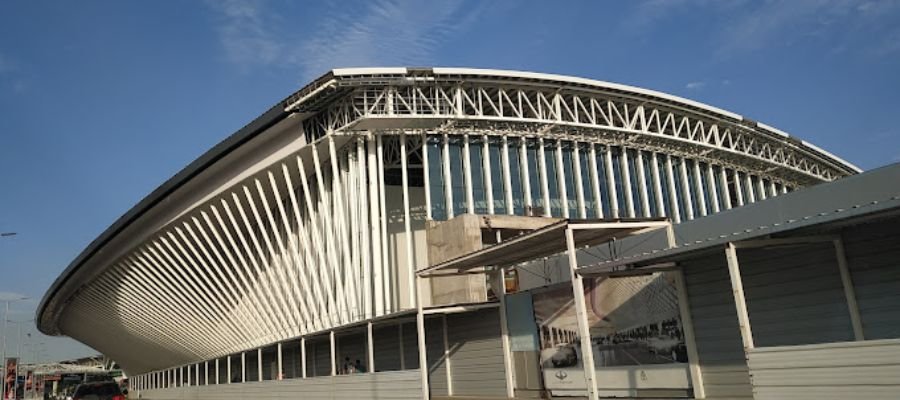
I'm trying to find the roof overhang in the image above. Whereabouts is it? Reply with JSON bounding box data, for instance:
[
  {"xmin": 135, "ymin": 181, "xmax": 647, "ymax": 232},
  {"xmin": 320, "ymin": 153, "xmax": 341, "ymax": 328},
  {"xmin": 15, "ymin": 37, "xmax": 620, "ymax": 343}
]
[{"xmin": 418, "ymin": 218, "xmax": 671, "ymax": 277}]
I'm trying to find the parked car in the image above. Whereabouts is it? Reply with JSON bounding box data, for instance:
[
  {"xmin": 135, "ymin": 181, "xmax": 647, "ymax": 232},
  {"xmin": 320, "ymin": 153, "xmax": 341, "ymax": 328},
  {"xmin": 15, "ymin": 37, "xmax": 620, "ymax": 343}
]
[{"xmin": 71, "ymin": 381, "xmax": 125, "ymax": 400}]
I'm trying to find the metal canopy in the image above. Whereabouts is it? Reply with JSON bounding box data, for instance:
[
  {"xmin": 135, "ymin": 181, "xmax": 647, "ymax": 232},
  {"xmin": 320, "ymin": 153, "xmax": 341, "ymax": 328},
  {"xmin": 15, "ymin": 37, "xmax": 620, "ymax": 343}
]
[{"xmin": 417, "ymin": 218, "xmax": 671, "ymax": 276}]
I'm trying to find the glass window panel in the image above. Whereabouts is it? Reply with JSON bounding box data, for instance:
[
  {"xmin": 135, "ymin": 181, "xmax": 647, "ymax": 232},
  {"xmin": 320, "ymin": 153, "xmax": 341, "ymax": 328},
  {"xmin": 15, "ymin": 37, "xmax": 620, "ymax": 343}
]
[
  {"xmin": 449, "ymin": 138, "xmax": 466, "ymax": 216},
  {"xmin": 470, "ymin": 137, "xmax": 488, "ymax": 214},
  {"xmin": 580, "ymin": 145, "xmax": 597, "ymax": 218},
  {"xmin": 596, "ymin": 146, "xmax": 612, "ymax": 218},
  {"xmin": 509, "ymin": 139, "xmax": 525, "ymax": 215},
  {"xmin": 527, "ymin": 140, "xmax": 543, "ymax": 213},
  {"xmin": 672, "ymin": 157, "xmax": 688, "ymax": 219},
  {"xmin": 544, "ymin": 144, "xmax": 562, "ymax": 217},
  {"xmin": 427, "ymin": 138, "xmax": 446, "ymax": 220},
  {"xmin": 611, "ymin": 148, "xmax": 625, "ymax": 216},
  {"xmin": 627, "ymin": 149, "xmax": 641, "ymax": 217},
  {"xmin": 643, "ymin": 152, "xmax": 659, "ymax": 217},
  {"xmin": 489, "ymin": 139, "xmax": 507, "ymax": 214},
  {"xmin": 563, "ymin": 144, "xmax": 578, "ymax": 214}
]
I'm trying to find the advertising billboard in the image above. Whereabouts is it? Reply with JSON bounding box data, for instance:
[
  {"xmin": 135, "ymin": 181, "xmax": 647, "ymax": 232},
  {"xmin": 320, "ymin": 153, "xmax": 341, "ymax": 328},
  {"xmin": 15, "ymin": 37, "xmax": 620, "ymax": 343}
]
[
  {"xmin": 3, "ymin": 358, "xmax": 17, "ymax": 400},
  {"xmin": 533, "ymin": 272, "xmax": 691, "ymax": 397}
]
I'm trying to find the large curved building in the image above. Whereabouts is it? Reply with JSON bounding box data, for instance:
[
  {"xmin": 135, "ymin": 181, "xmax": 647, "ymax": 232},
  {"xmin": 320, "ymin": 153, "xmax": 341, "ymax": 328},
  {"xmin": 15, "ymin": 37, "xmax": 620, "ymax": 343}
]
[{"xmin": 39, "ymin": 68, "xmax": 878, "ymax": 400}]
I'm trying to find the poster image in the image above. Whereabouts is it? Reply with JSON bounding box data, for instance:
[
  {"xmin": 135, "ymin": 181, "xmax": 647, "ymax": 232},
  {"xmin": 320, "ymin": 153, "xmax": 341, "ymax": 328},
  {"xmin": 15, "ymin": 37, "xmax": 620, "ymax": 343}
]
[
  {"xmin": 533, "ymin": 272, "xmax": 691, "ymax": 397},
  {"xmin": 3, "ymin": 358, "xmax": 17, "ymax": 400},
  {"xmin": 25, "ymin": 370, "xmax": 32, "ymax": 392}
]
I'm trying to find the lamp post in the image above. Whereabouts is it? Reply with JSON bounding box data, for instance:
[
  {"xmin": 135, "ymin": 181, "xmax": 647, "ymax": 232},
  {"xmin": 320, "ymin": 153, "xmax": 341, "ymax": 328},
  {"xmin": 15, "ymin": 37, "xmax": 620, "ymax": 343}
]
[
  {"xmin": 1, "ymin": 297, "xmax": 28, "ymax": 400},
  {"xmin": 6, "ymin": 320, "xmax": 33, "ymax": 400}
]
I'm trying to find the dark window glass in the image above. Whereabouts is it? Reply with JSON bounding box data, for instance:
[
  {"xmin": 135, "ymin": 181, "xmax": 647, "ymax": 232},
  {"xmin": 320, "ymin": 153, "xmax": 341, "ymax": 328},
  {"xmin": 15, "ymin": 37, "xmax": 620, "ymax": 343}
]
[
  {"xmin": 489, "ymin": 139, "xmax": 507, "ymax": 214},
  {"xmin": 427, "ymin": 139, "xmax": 446, "ymax": 220},
  {"xmin": 544, "ymin": 144, "xmax": 561, "ymax": 217},
  {"xmin": 470, "ymin": 137, "xmax": 487, "ymax": 214},
  {"xmin": 509, "ymin": 139, "xmax": 525, "ymax": 215}
]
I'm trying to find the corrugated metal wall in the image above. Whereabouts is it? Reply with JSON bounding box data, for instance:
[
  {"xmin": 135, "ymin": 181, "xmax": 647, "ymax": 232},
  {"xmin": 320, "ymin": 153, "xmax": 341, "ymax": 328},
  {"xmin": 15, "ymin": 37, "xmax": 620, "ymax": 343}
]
[
  {"xmin": 137, "ymin": 370, "xmax": 422, "ymax": 400},
  {"xmin": 682, "ymin": 254, "xmax": 754, "ymax": 399},
  {"xmin": 425, "ymin": 317, "xmax": 449, "ymax": 396},
  {"xmin": 740, "ymin": 244, "xmax": 854, "ymax": 347},
  {"xmin": 843, "ymin": 219, "xmax": 900, "ymax": 339},
  {"xmin": 747, "ymin": 339, "xmax": 900, "ymax": 399},
  {"xmin": 446, "ymin": 307, "xmax": 507, "ymax": 398}
]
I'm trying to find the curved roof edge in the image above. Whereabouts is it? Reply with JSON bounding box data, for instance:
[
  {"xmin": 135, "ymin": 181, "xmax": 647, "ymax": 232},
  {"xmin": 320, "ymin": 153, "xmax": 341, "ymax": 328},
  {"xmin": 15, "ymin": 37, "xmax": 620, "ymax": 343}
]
[{"xmin": 37, "ymin": 67, "xmax": 862, "ymax": 335}]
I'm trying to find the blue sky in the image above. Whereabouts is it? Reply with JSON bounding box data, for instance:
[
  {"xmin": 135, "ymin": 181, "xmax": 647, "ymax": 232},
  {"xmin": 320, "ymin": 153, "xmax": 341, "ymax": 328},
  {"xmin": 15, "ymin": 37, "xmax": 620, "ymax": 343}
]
[{"xmin": 1, "ymin": 0, "xmax": 898, "ymax": 361}]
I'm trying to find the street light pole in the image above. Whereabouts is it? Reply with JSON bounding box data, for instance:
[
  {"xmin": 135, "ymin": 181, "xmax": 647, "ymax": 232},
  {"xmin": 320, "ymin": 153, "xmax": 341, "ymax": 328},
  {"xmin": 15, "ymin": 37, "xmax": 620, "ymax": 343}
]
[{"xmin": 1, "ymin": 297, "xmax": 27, "ymax": 400}]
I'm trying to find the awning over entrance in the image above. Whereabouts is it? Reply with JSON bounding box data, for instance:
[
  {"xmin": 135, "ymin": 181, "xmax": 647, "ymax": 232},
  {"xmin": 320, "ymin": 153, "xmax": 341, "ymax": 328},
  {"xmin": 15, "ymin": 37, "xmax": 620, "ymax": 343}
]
[{"xmin": 417, "ymin": 218, "xmax": 672, "ymax": 277}]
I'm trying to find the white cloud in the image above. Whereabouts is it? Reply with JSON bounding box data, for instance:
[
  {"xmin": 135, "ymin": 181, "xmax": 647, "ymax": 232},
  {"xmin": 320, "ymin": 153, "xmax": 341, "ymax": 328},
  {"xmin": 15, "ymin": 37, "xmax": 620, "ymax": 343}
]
[
  {"xmin": 206, "ymin": 0, "xmax": 282, "ymax": 70},
  {"xmin": 685, "ymin": 81, "xmax": 706, "ymax": 90},
  {"xmin": 206, "ymin": 0, "xmax": 487, "ymax": 81},
  {"xmin": 0, "ymin": 291, "xmax": 30, "ymax": 302}
]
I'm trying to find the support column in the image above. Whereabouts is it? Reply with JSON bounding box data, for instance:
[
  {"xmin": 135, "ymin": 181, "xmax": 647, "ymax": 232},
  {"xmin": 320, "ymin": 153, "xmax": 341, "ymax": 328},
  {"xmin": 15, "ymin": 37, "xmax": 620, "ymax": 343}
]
[
  {"xmin": 226, "ymin": 356, "xmax": 231, "ymax": 385},
  {"xmin": 330, "ymin": 331, "xmax": 337, "ymax": 376},
  {"xmin": 443, "ymin": 314, "xmax": 453, "ymax": 395},
  {"xmin": 834, "ymin": 238, "xmax": 865, "ymax": 340},
  {"xmin": 566, "ymin": 228, "xmax": 599, "ymax": 400},
  {"xmin": 241, "ymin": 352, "xmax": 246, "ymax": 383},
  {"xmin": 367, "ymin": 322, "xmax": 375, "ymax": 373},
  {"xmin": 494, "ymin": 270, "xmax": 516, "ymax": 398},
  {"xmin": 416, "ymin": 274, "xmax": 430, "ymax": 399},
  {"xmin": 725, "ymin": 243, "xmax": 754, "ymax": 350},
  {"xmin": 301, "ymin": 337, "xmax": 307, "ymax": 378},
  {"xmin": 258, "ymin": 348, "xmax": 263, "ymax": 382},
  {"xmin": 216, "ymin": 358, "xmax": 220, "ymax": 385},
  {"xmin": 277, "ymin": 342, "xmax": 283, "ymax": 380},
  {"xmin": 674, "ymin": 270, "xmax": 705, "ymax": 398}
]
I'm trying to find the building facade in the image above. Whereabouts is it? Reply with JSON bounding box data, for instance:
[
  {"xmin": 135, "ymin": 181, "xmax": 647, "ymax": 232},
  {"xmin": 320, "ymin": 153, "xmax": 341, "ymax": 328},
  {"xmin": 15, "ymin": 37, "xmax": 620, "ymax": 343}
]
[{"xmin": 38, "ymin": 68, "xmax": 876, "ymax": 400}]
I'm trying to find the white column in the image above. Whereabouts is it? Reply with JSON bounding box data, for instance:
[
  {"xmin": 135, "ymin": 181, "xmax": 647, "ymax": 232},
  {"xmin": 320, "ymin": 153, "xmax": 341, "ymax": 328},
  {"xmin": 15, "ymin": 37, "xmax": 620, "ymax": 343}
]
[
  {"xmin": 484, "ymin": 135, "xmax": 495, "ymax": 215},
  {"xmin": 566, "ymin": 228, "xmax": 598, "ymax": 400},
  {"xmin": 502, "ymin": 135, "xmax": 514, "ymax": 215},
  {"xmin": 443, "ymin": 314, "xmax": 453, "ymax": 395},
  {"xmin": 720, "ymin": 167, "xmax": 732, "ymax": 210},
  {"xmin": 556, "ymin": 140, "xmax": 570, "ymax": 218},
  {"xmin": 226, "ymin": 355, "xmax": 231, "ymax": 385},
  {"xmin": 423, "ymin": 133, "xmax": 432, "ymax": 220},
  {"xmin": 665, "ymin": 155, "xmax": 681, "ymax": 223},
  {"xmin": 443, "ymin": 134, "xmax": 454, "ymax": 219},
  {"xmin": 679, "ymin": 158, "xmax": 694, "ymax": 220},
  {"xmin": 589, "ymin": 144, "xmax": 603, "ymax": 218},
  {"xmin": 725, "ymin": 243, "xmax": 754, "ymax": 350},
  {"xmin": 605, "ymin": 146, "xmax": 619, "ymax": 218},
  {"xmin": 257, "ymin": 348, "xmax": 263, "ymax": 382},
  {"xmin": 277, "ymin": 342, "xmax": 283, "ymax": 380},
  {"xmin": 693, "ymin": 160, "xmax": 707, "ymax": 217},
  {"xmin": 463, "ymin": 134, "xmax": 474, "ymax": 214},
  {"xmin": 733, "ymin": 170, "xmax": 745, "ymax": 206},
  {"xmin": 415, "ymin": 272, "xmax": 430, "ymax": 399},
  {"xmin": 216, "ymin": 358, "xmax": 220, "ymax": 385},
  {"xmin": 241, "ymin": 352, "xmax": 246, "ymax": 383},
  {"xmin": 330, "ymin": 331, "xmax": 337, "ymax": 376},
  {"xmin": 651, "ymin": 153, "xmax": 665, "ymax": 217},
  {"xmin": 367, "ymin": 322, "xmax": 375, "ymax": 373},
  {"xmin": 520, "ymin": 138, "xmax": 532, "ymax": 211},
  {"xmin": 538, "ymin": 138, "xmax": 551, "ymax": 217},
  {"xmin": 494, "ymin": 270, "xmax": 516, "ymax": 398},
  {"xmin": 674, "ymin": 270, "xmax": 705, "ymax": 399},
  {"xmin": 401, "ymin": 134, "xmax": 416, "ymax": 308},
  {"xmin": 636, "ymin": 151, "xmax": 650, "ymax": 217},
  {"xmin": 204, "ymin": 361, "xmax": 209, "ymax": 385},
  {"xmin": 621, "ymin": 146, "xmax": 635, "ymax": 218},
  {"xmin": 744, "ymin": 173, "xmax": 755, "ymax": 203},
  {"xmin": 301, "ymin": 337, "xmax": 307, "ymax": 378},
  {"xmin": 707, "ymin": 164, "xmax": 720, "ymax": 214},
  {"xmin": 573, "ymin": 143, "xmax": 586, "ymax": 218}
]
